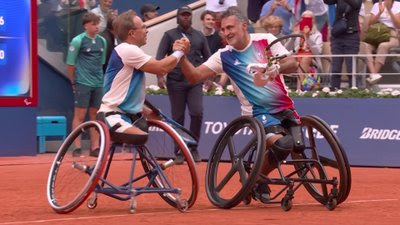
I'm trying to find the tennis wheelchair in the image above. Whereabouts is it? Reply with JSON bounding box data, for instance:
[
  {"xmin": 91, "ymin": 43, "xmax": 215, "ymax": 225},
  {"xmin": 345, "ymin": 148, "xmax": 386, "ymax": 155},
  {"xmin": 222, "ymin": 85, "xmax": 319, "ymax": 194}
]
[
  {"xmin": 205, "ymin": 34, "xmax": 351, "ymax": 211},
  {"xmin": 47, "ymin": 100, "xmax": 199, "ymax": 214}
]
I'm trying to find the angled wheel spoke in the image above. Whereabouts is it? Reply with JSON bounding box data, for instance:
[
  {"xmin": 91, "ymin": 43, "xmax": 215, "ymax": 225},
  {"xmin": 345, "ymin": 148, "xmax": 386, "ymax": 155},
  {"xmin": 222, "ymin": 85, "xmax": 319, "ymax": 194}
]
[
  {"xmin": 205, "ymin": 116, "xmax": 266, "ymax": 209},
  {"xmin": 237, "ymin": 160, "xmax": 248, "ymax": 185},
  {"xmin": 237, "ymin": 136, "xmax": 257, "ymax": 158},
  {"xmin": 227, "ymin": 136, "xmax": 237, "ymax": 159},
  {"xmin": 215, "ymin": 165, "xmax": 238, "ymax": 192}
]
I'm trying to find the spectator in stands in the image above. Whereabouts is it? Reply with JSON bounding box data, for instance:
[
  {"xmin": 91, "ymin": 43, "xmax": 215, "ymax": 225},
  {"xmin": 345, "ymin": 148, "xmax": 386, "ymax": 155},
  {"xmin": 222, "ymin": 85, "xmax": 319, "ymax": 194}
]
[
  {"xmin": 66, "ymin": 12, "xmax": 107, "ymax": 157},
  {"xmin": 200, "ymin": 10, "xmax": 224, "ymax": 54},
  {"xmin": 290, "ymin": 10, "xmax": 323, "ymax": 91},
  {"xmin": 247, "ymin": 0, "xmax": 269, "ymax": 23},
  {"xmin": 80, "ymin": 0, "xmax": 97, "ymax": 10},
  {"xmin": 156, "ymin": 6, "xmax": 211, "ymax": 163},
  {"xmin": 259, "ymin": 0, "xmax": 295, "ymax": 35},
  {"xmin": 261, "ymin": 15, "xmax": 284, "ymax": 38},
  {"xmin": 304, "ymin": 0, "xmax": 329, "ymax": 41},
  {"xmin": 206, "ymin": 0, "xmax": 238, "ymax": 29},
  {"xmin": 98, "ymin": 10, "xmax": 189, "ymax": 145},
  {"xmin": 100, "ymin": 11, "xmax": 118, "ymax": 72},
  {"xmin": 140, "ymin": 3, "xmax": 160, "ymax": 22},
  {"xmin": 91, "ymin": 0, "xmax": 115, "ymax": 32},
  {"xmin": 364, "ymin": 0, "xmax": 400, "ymax": 84},
  {"xmin": 324, "ymin": 0, "xmax": 362, "ymax": 90},
  {"xmin": 200, "ymin": 10, "xmax": 227, "ymax": 91},
  {"xmin": 260, "ymin": 15, "xmax": 290, "ymax": 87}
]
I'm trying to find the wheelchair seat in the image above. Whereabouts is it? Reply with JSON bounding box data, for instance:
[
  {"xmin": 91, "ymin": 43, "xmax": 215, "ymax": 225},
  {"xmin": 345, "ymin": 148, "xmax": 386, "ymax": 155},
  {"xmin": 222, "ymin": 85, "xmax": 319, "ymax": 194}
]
[{"xmin": 96, "ymin": 112, "xmax": 148, "ymax": 145}]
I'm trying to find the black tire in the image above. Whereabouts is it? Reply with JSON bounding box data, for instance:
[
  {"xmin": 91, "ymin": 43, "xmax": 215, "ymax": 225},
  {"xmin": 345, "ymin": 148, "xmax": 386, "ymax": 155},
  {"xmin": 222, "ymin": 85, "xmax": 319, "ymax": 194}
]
[
  {"xmin": 47, "ymin": 121, "xmax": 110, "ymax": 213},
  {"xmin": 141, "ymin": 119, "xmax": 199, "ymax": 209},
  {"xmin": 291, "ymin": 115, "xmax": 351, "ymax": 205},
  {"xmin": 205, "ymin": 116, "xmax": 266, "ymax": 209}
]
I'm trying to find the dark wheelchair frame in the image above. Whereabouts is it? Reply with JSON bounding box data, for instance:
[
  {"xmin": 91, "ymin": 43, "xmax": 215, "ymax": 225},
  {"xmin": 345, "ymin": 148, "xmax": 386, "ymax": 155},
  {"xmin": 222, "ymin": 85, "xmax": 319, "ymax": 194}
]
[
  {"xmin": 46, "ymin": 101, "xmax": 199, "ymax": 214},
  {"xmin": 205, "ymin": 115, "xmax": 351, "ymax": 211},
  {"xmin": 205, "ymin": 34, "xmax": 351, "ymax": 211}
]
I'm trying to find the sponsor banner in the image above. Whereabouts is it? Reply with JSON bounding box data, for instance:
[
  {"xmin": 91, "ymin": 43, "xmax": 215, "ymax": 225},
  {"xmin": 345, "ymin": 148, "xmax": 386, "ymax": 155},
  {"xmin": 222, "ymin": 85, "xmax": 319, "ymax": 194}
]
[{"xmin": 148, "ymin": 96, "xmax": 400, "ymax": 167}]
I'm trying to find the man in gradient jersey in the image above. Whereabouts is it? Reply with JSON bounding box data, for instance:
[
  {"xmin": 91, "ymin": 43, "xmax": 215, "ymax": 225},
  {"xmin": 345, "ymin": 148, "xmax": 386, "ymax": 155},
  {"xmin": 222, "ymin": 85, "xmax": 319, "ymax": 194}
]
[{"xmin": 179, "ymin": 6, "xmax": 299, "ymax": 203}]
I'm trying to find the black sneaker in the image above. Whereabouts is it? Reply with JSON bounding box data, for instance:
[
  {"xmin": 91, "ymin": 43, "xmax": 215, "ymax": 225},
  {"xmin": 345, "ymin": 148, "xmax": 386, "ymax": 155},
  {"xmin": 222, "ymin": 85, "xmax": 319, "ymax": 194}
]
[
  {"xmin": 175, "ymin": 153, "xmax": 185, "ymax": 165},
  {"xmin": 191, "ymin": 150, "xmax": 201, "ymax": 162},
  {"xmin": 72, "ymin": 148, "xmax": 82, "ymax": 157},
  {"xmin": 252, "ymin": 183, "xmax": 271, "ymax": 204},
  {"xmin": 89, "ymin": 148, "xmax": 100, "ymax": 157}
]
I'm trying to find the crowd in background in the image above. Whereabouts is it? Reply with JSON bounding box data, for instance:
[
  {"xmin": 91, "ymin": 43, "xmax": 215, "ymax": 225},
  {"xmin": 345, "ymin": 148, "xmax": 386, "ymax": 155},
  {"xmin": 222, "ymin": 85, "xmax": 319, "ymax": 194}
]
[
  {"xmin": 36, "ymin": 0, "xmax": 400, "ymax": 161},
  {"xmin": 38, "ymin": 0, "xmax": 400, "ymax": 93}
]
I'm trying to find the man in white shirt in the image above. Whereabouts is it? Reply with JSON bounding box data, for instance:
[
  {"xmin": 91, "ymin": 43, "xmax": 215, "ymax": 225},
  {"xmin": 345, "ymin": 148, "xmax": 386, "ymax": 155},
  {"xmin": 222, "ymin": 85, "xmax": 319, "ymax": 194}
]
[
  {"xmin": 98, "ymin": 10, "xmax": 189, "ymax": 144},
  {"xmin": 365, "ymin": 0, "xmax": 400, "ymax": 84}
]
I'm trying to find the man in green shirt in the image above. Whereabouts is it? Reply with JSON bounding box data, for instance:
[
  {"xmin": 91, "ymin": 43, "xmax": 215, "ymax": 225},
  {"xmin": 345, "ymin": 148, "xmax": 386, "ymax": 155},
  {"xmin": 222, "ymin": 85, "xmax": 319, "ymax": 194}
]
[{"xmin": 66, "ymin": 12, "xmax": 107, "ymax": 157}]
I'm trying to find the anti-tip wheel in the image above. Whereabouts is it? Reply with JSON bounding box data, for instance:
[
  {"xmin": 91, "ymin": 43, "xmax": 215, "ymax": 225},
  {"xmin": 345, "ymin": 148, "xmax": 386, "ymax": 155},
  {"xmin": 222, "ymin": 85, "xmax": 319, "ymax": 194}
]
[
  {"xmin": 176, "ymin": 198, "xmax": 189, "ymax": 212},
  {"xmin": 326, "ymin": 198, "xmax": 337, "ymax": 211},
  {"xmin": 281, "ymin": 197, "xmax": 293, "ymax": 211},
  {"xmin": 87, "ymin": 198, "xmax": 97, "ymax": 209}
]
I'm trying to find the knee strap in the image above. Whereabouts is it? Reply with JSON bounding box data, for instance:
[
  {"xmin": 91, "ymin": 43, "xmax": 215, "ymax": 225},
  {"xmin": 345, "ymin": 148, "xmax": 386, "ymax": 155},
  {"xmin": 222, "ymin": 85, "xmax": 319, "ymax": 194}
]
[
  {"xmin": 269, "ymin": 135, "xmax": 294, "ymax": 163},
  {"xmin": 288, "ymin": 125, "xmax": 305, "ymax": 153}
]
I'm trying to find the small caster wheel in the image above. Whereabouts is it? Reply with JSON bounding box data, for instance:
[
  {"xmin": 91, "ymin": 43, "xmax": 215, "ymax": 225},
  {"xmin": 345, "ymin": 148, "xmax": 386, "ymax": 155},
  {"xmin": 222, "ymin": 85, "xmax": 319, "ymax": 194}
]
[
  {"xmin": 176, "ymin": 198, "xmax": 189, "ymax": 212},
  {"xmin": 281, "ymin": 197, "xmax": 293, "ymax": 211},
  {"xmin": 326, "ymin": 198, "xmax": 337, "ymax": 211},
  {"xmin": 129, "ymin": 197, "xmax": 137, "ymax": 214},
  {"xmin": 87, "ymin": 198, "xmax": 97, "ymax": 209}
]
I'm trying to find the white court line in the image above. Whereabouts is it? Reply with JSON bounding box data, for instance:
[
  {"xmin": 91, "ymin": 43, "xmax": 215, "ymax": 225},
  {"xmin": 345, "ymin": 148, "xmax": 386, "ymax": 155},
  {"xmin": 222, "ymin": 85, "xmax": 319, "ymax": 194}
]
[{"xmin": 0, "ymin": 198, "xmax": 398, "ymax": 225}]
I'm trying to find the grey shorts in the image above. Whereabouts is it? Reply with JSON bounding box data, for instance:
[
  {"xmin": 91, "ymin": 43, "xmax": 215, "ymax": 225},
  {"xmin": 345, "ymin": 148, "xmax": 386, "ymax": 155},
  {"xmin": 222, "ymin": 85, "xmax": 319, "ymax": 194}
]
[{"xmin": 74, "ymin": 83, "xmax": 103, "ymax": 108}]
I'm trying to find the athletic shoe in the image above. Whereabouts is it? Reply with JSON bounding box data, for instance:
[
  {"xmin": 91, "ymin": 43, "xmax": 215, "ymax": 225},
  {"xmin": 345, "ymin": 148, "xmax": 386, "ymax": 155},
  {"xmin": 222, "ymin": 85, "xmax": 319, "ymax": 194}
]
[
  {"xmin": 367, "ymin": 73, "xmax": 382, "ymax": 85},
  {"xmin": 175, "ymin": 153, "xmax": 185, "ymax": 165},
  {"xmin": 191, "ymin": 150, "xmax": 202, "ymax": 162},
  {"xmin": 72, "ymin": 148, "xmax": 82, "ymax": 157},
  {"xmin": 89, "ymin": 148, "xmax": 100, "ymax": 157},
  {"xmin": 252, "ymin": 182, "xmax": 271, "ymax": 203}
]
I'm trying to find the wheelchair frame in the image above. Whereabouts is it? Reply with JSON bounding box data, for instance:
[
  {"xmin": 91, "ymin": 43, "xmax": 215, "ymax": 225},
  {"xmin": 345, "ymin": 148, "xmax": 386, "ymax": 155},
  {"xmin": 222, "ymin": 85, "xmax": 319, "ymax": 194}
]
[
  {"xmin": 47, "ymin": 111, "xmax": 199, "ymax": 214},
  {"xmin": 205, "ymin": 115, "xmax": 351, "ymax": 211}
]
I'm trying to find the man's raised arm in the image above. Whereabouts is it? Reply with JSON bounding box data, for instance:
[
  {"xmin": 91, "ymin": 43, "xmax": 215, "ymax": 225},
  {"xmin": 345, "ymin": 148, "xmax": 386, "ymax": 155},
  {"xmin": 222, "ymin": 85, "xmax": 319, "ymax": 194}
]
[{"xmin": 179, "ymin": 56, "xmax": 216, "ymax": 85}]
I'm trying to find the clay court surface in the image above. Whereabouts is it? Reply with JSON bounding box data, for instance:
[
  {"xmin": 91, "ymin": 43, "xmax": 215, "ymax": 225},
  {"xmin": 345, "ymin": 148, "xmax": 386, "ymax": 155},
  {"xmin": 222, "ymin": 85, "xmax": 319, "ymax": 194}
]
[{"xmin": 0, "ymin": 154, "xmax": 399, "ymax": 225}]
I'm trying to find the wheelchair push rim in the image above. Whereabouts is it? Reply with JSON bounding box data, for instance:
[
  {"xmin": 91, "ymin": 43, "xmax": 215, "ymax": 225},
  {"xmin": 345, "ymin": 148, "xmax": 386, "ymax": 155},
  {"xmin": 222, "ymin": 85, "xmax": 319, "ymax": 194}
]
[
  {"xmin": 205, "ymin": 116, "xmax": 266, "ymax": 209},
  {"xmin": 142, "ymin": 119, "xmax": 199, "ymax": 209},
  {"xmin": 47, "ymin": 120, "xmax": 110, "ymax": 213}
]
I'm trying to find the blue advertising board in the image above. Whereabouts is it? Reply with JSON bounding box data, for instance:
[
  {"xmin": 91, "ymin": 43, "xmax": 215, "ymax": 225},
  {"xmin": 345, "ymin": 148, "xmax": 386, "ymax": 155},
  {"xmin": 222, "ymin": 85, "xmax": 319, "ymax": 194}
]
[{"xmin": 147, "ymin": 96, "xmax": 400, "ymax": 167}]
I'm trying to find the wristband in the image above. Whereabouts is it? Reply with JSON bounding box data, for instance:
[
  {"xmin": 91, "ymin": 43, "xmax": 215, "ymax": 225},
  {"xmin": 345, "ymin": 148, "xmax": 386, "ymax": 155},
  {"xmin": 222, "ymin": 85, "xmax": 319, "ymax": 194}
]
[{"xmin": 171, "ymin": 51, "xmax": 184, "ymax": 61}]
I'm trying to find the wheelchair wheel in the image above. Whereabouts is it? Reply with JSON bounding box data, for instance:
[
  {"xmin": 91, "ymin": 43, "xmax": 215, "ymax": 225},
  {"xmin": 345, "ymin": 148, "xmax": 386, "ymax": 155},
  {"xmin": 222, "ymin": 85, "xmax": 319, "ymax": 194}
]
[
  {"xmin": 292, "ymin": 115, "xmax": 351, "ymax": 205},
  {"xmin": 205, "ymin": 116, "xmax": 266, "ymax": 209},
  {"xmin": 47, "ymin": 120, "xmax": 110, "ymax": 213},
  {"xmin": 141, "ymin": 119, "xmax": 199, "ymax": 209}
]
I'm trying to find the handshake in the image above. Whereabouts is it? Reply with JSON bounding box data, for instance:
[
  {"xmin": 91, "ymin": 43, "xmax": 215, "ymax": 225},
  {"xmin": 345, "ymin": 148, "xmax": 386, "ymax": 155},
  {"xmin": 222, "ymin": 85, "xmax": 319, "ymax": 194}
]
[
  {"xmin": 247, "ymin": 63, "xmax": 280, "ymax": 86},
  {"xmin": 172, "ymin": 37, "xmax": 191, "ymax": 55}
]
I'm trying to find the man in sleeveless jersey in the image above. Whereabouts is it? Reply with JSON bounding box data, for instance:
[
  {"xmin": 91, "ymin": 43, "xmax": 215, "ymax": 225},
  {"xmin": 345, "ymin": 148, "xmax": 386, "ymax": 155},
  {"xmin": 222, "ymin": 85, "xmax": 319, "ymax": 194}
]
[{"xmin": 179, "ymin": 6, "xmax": 299, "ymax": 203}]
